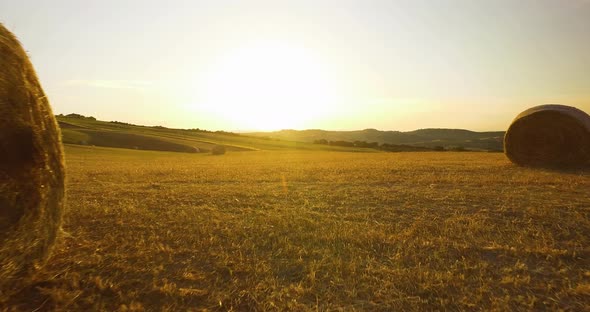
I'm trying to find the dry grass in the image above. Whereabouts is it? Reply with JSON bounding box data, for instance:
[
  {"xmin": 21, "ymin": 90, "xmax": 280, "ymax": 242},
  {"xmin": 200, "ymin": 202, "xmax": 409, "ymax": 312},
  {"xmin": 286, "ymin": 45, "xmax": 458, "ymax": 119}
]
[{"xmin": 3, "ymin": 145, "xmax": 590, "ymax": 311}]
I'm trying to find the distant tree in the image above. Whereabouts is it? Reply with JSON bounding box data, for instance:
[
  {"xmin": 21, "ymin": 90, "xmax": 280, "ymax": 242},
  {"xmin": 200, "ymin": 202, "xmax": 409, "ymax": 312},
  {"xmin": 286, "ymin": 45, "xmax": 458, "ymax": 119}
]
[
  {"xmin": 433, "ymin": 146, "xmax": 446, "ymax": 151},
  {"xmin": 350, "ymin": 141, "xmax": 379, "ymax": 148},
  {"xmin": 65, "ymin": 113, "xmax": 96, "ymax": 120},
  {"xmin": 110, "ymin": 121, "xmax": 134, "ymax": 126},
  {"xmin": 378, "ymin": 143, "xmax": 433, "ymax": 152},
  {"xmin": 329, "ymin": 140, "xmax": 354, "ymax": 147},
  {"xmin": 313, "ymin": 139, "xmax": 329, "ymax": 145}
]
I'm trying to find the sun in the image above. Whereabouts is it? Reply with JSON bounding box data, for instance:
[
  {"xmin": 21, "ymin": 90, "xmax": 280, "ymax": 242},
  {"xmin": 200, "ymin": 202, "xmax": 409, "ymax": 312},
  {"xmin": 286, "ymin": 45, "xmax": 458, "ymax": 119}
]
[{"xmin": 195, "ymin": 41, "xmax": 339, "ymax": 130}]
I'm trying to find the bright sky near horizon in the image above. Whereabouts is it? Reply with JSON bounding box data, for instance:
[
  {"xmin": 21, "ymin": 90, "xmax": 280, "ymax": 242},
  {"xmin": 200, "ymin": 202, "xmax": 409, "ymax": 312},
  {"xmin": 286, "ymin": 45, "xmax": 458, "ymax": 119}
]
[{"xmin": 1, "ymin": 0, "xmax": 589, "ymax": 131}]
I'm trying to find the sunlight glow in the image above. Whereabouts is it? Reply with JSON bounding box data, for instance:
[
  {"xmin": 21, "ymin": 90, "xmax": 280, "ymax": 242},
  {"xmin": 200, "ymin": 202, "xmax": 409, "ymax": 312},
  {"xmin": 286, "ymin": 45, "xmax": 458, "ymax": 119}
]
[{"xmin": 195, "ymin": 41, "xmax": 340, "ymax": 130}]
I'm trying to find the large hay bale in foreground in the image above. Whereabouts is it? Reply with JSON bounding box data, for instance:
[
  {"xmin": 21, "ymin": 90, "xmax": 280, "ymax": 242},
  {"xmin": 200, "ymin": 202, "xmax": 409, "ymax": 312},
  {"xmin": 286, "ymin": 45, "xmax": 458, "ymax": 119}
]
[
  {"xmin": 0, "ymin": 24, "xmax": 65, "ymax": 296},
  {"xmin": 504, "ymin": 104, "xmax": 590, "ymax": 167}
]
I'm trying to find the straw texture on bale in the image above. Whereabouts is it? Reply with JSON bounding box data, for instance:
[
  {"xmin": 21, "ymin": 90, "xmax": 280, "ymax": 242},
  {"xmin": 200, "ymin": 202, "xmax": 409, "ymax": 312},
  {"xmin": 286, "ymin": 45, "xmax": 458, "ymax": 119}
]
[
  {"xmin": 0, "ymin": 24, "xmax": 65, "ymax": 296},
  {"xmin": 504, "ymin": 104, "xmax": 590, "ymax": 167}
]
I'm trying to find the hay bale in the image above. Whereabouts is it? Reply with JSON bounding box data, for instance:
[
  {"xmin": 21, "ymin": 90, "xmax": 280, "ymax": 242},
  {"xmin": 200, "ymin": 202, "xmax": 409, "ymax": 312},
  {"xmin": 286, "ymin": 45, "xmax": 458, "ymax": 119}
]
[
  {"xmin": 191, "ymin": 146, "xmax": 200, "ymax": 153},
  {"xmin": 211, "ymin": 145, "xmax": 226, "ymax": 155},
  {"xmin": 504, "ymin": 104, "xmax": 590, "ymax": 167},
  {"xmin": 0, "ymin": 24, "xmax": 65, "ymax": 296}
]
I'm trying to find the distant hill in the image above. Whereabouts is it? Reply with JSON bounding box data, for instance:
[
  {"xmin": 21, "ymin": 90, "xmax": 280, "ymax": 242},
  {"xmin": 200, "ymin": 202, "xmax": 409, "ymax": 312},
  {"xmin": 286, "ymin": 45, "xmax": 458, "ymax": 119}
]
[
  {"xmin": 55, "ymin": 114, "xmax": 380, "ymax": 153},
  {"xmin": 247, "ymin": 128, "xmax": 505, "ymax": 151},
  {"xmin": 56, "ymin": 114, "xmax": 504, "ymax": 153}
]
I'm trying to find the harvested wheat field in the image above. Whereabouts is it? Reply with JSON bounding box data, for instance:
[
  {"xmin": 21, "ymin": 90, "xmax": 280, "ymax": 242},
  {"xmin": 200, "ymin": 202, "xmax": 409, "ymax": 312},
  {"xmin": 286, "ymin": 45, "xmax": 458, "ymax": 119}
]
[{"xmin": 2, "ymin": 145, "xmax": 589, "ymax": 311}]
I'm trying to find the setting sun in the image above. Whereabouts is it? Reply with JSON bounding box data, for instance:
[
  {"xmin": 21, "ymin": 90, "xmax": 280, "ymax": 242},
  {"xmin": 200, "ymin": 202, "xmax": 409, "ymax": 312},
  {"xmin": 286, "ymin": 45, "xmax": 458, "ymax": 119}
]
[{"xmin": 194, "ymin": 41, "xmax": 340, "ymax": 130}]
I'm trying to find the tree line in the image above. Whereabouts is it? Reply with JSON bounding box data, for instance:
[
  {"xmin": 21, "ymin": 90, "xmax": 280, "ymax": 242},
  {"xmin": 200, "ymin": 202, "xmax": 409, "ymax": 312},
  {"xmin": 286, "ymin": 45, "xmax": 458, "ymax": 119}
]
[{"xmin": 312, "ymin": 139, "xmax": 465, "ymax": 152}]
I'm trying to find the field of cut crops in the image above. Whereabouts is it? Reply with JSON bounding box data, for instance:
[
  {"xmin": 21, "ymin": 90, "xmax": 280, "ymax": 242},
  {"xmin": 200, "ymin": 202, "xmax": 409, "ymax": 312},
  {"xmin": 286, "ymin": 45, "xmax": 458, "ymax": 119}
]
[{"xmin": 4, "ymin": 145, "xmax": 590, "ymax": 311}]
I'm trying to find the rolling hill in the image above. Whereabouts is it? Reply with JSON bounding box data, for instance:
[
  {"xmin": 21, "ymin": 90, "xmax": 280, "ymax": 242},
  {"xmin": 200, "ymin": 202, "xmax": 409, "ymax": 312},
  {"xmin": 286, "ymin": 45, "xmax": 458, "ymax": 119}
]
[
  {"xmin": 56, "ymin": 115, "xmax": 379, "ymax": 153},
  {"xmin": 247, "ymin": 128, "xmax": 505, "ymax": 151}
]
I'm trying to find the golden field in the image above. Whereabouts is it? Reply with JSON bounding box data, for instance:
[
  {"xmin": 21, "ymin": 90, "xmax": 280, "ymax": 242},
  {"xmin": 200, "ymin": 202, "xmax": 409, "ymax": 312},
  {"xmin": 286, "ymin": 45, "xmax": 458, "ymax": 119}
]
[{"xmin": 3, "ymin": 146, "xmax": 590, "ymax": 311}]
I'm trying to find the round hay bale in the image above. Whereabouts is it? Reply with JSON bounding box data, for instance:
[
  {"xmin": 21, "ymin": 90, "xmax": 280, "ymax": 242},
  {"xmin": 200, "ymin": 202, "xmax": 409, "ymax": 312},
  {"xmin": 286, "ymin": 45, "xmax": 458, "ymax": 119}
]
[
  {"xmin": 504, "ymin": 104, "xmax": 590, "ymax": 168},
  {"xmin": 0, "ymin": 24, "xmax": 65, "ymax": 296},
  {"xmin": 211, "ymin": 145, "xmax": 226, "ymax": 155}
]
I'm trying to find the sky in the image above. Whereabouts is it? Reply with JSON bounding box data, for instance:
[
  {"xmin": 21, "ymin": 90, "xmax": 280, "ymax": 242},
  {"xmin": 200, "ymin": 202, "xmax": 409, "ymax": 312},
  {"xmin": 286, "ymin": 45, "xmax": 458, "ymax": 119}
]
[{"xmin": 1, "ymin": 0, "xmax": 589, "ymax": 131}]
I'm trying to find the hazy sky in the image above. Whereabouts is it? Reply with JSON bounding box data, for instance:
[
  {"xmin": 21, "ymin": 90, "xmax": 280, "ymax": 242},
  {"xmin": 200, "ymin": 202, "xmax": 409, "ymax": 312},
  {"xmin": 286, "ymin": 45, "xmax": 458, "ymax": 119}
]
[{"xmin": 2, "ymin": 0, "xmax": 589, "ymax": 131}]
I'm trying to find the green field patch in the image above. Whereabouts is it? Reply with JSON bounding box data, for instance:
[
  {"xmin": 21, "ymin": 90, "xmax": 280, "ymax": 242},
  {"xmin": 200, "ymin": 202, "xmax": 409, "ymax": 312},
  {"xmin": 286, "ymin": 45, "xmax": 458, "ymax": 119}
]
[
  {"xmin": 62, "ymin": 129, "xmax": 200, "ymax": 153},
  {"xmin": 57, "ymin": 116, "xmax": 379, "ymax": 153}
]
